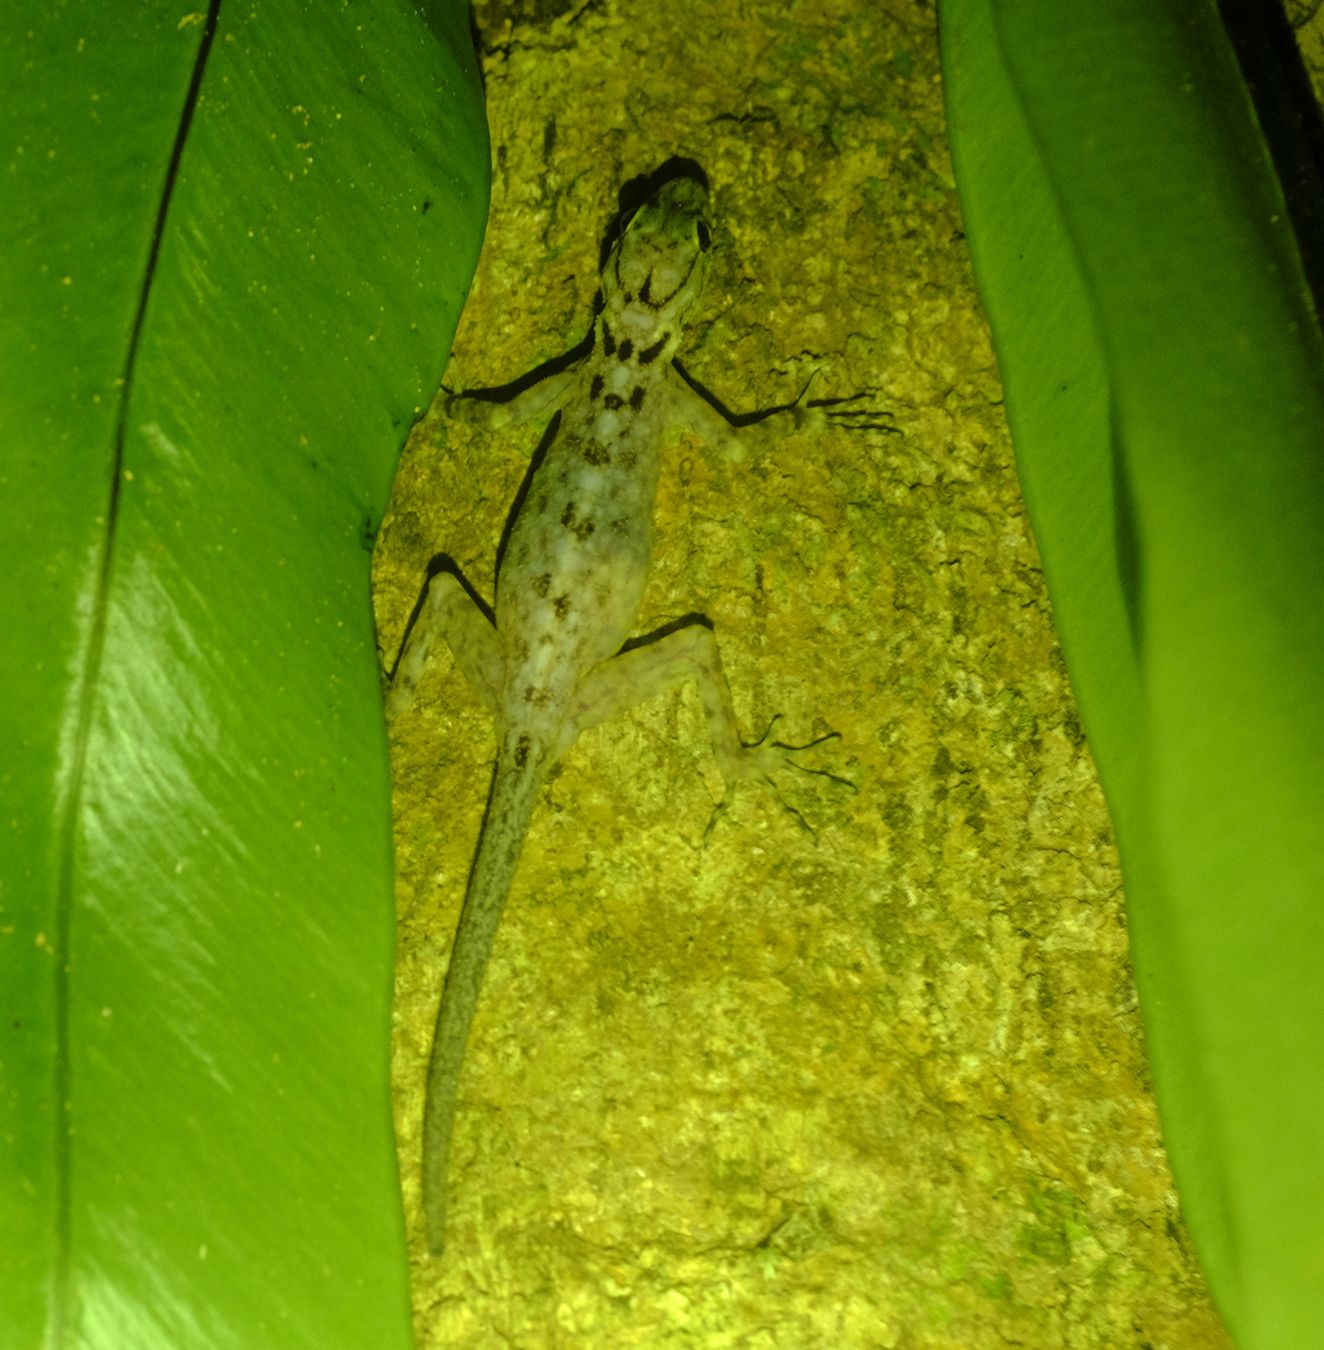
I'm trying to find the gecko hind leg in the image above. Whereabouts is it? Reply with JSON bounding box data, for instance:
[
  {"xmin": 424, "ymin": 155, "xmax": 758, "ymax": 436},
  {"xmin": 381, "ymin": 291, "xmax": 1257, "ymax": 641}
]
[
  {"xmin": 570, "ymin": 619, "xmax": 851, "ymax": 837},
  {"xmin": 386, "ymin": 563, "xmax": 502, "ymax": 723}
]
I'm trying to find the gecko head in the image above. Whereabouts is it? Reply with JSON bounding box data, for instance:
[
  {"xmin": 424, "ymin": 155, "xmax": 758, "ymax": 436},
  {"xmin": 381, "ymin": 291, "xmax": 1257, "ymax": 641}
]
[{"xmin": 603, "ymin": 177, "xmax": 712, "ymax": 326}]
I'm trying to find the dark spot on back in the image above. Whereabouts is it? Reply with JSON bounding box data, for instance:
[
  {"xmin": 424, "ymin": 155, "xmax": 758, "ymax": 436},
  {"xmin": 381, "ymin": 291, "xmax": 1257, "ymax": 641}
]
[
  {"xmin": 590, "ymin": 373, "xmax": 604, "ymax": 401},
  {"xmin": 560, "ymin": 501, "xmax": 598, "ymax": 541},
  {"xmin": 553, "ymin": 594, "xmax": 572, "ymax": 619},
  {"xmin": 514, "ymin": 734, "xmax": 531, "ymax": 768},
  {"xmin": 533, "ymin": 572, "xmax": 551, "ymax": 597},
  {"xmin": 629, "ymin": 386, "xmax": 645, "ymax": 410},
  {"xmin": 602, "ymin": 324, "xmax": 616, "ymax": 356},
  {"xmin": 604, "ymin": 393, "xmax": 623, "ymax": 410},
  {"xmin": 583, "ymin": 442, "xmax": 611, "ymax": 465},
  {"xmin": 618, "ymin": 338, "xmax": 634, "ymax": 361}
]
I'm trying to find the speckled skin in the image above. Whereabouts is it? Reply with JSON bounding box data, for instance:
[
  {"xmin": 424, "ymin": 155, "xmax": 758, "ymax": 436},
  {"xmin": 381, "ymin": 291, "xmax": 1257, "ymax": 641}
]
[
  {"xmin": 389, "ymin": 177, "xmax": 877, "ymax": 1255},
  {"xmin": 497, "ymin": 179, "xmax": 708, "ymax": 762}
]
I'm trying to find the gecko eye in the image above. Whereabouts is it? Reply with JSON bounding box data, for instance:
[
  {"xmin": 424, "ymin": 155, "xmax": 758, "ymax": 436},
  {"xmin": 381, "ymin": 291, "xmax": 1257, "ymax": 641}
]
[{"xmin": 696, "ymin": 219, "xmax": 712, "ymax": 252}]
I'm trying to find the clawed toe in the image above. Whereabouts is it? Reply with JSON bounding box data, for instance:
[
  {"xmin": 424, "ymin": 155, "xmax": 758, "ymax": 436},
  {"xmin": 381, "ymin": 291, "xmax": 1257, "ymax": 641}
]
[
  {"xmin": 810, "ymin": 393, "xmax": 899, "ymax": 435},
  {"xmin": 706, "ymin": 719, "xmax": 854, "ymax": 843},
  {"xmin": 795, "ymin": 384, "xmax": 899, "ymax": 435}
]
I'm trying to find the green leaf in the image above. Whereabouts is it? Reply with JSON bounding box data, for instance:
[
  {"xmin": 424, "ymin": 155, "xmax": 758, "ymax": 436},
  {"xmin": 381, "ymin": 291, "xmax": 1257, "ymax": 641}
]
[
  {"xmin": 0, "ymin": 2, "xmax": 487, "ymax": 1344},
  {"xmin": 941, "ymin": 3, "xmax": 1324, "ymax": 1345}
]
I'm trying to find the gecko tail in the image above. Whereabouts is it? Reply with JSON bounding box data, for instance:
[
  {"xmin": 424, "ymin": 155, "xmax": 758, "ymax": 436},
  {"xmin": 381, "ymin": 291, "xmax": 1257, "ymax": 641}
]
[{"xmin": 422, "ymin": 750, "xmax": 543, "ymax": 1256}]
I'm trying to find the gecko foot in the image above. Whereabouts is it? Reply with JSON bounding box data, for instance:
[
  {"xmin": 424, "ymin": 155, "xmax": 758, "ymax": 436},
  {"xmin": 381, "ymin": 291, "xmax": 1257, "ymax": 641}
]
[
  {"xmin": 790, "ymin": 372, "xmax": 899, "ymax": 435},
  {"xmin": 706, "ymin": 717, "xmax": 855, "ymax": 843}
]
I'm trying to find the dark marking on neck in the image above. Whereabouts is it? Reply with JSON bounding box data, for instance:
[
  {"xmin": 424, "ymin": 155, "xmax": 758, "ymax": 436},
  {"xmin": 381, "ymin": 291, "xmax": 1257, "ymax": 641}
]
[
  {"xmin": 638, "ymin": 334, "xmax": 668, "ymax": 364},
  {"xmin": 589, "ymin": 373, "xmax": 604, "ymax": 401},
  {"xmin": 601, "ymin": 324, "xmax": 616, "ymax": 356}
]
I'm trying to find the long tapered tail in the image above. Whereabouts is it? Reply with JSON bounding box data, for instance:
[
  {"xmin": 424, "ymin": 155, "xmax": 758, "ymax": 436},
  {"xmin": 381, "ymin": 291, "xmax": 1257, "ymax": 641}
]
[{"xmin": 423, "ymin": 753, "xmax": 541, "ymax": 1255}]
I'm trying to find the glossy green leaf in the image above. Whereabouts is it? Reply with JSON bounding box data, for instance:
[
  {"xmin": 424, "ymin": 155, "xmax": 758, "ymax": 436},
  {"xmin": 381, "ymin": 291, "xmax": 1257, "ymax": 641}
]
[
  {"xmin": 0, "ymin": 2, "xmax": 488, "ymax": 1344},
  {"xmin": 941, "ymin": 2, "xmax": 1324, "ymax": 1345}
]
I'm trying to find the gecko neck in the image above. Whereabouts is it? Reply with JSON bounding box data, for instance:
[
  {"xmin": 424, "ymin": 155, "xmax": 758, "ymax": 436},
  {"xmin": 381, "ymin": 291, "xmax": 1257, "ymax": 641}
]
[{"xmin": 595, "ymin": 303, "xmax": 684, "ymax": 370}]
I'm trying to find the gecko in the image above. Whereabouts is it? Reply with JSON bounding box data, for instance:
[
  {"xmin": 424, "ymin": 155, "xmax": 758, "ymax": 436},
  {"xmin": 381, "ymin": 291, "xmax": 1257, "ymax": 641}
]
[{"xmin": 387, "ymin": 171, "xmax": 889, "ymax": 1256}]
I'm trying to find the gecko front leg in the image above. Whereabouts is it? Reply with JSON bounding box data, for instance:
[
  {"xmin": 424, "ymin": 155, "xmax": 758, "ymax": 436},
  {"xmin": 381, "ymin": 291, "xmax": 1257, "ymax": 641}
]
[
  {"xmin": 440, "ymin": 359, "xmax": 581, "ymax": 433},
  {"xmin": 670, "ymin": 364, "xmax": 897, "ymax": 461}
]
